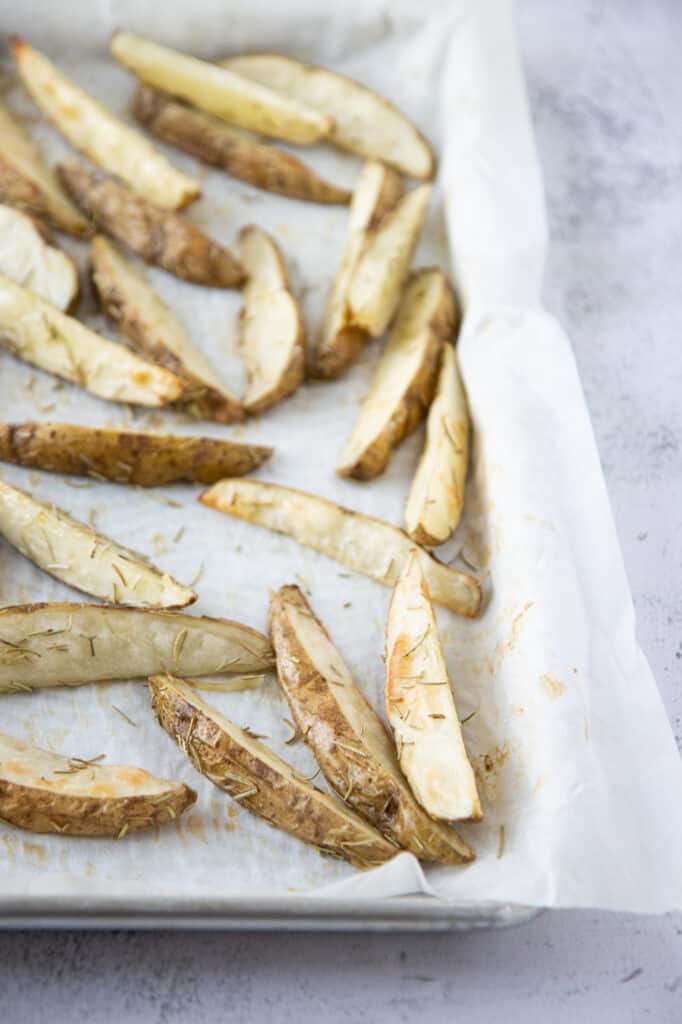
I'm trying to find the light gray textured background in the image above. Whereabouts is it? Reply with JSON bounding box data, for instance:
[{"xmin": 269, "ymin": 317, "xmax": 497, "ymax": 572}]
[{"xmin": 2, "ymin": 0, "xmax": 681, "ymax": 1019}]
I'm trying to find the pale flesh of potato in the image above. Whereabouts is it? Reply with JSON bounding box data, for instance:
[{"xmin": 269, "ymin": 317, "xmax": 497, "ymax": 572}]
[
  {"xmin": 0, "ymin": 479, "xmax": 196, "ymax": 609},
  {"xmin": 0, "ymin": 731, "xmax": 195, "ymax": 837},
  {"xmin": 221, "ymin": 53, "xmax": 435, "ymax": 180},
  {"xmin": 386, "ymin": 551, "xmax": 482, "ymax": 822},
  {"xmin": 11, "ymin": 37, "xmax": 199, "ymax": 210},
  {"xmin": 110, "ymin": 32, "xmax": 332, "ymax": 145},
  {"xmin": 200, "ymin": 479, "xmax": 481, "ymax": 617},
  {"xmin": 239, "ymin": 226, "xmax": 305, "ymax": 413},
  {"xmin": 149, "ymin": 673, "xmax": 399, "ymax": 869},
  {"xmin": 337, "ymin": 269, "xmax": 456, "ymax": 480},
  {"xmin": 269, "ymin": 586, "xmax": 473, "ymax": 864},
  {"xmin": 405, "ymin": 343, "xmax": 469, "ymax": 545},
  {"xmin": 0, "ymin": 273, "xmax": 184, "ymax": 406},
  {"xmin": 133, "ymin": 86, "xmax": 350, "ymax": 205},
  {"xmin": 90, "ymin": 236, "xmax": 244, "ymax": 423},
  {"xmin": 0, "ymin": 204, "xmax": 78, "ymax": 311}
]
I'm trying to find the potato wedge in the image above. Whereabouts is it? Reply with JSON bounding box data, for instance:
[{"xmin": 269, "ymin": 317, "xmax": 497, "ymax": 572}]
[
  {"xmin": 221, "ymin": 53, "xmax": 435, "ymax": 180},
  {"xmin": 338, "ymin": 269, "xmax": 456, "ymax": 480},
  {"xmin": 0, "ymin": 273, "xmax": 184, "ymax": 406},
  {"xmin": 269, "ymin": 586, "xmax": 473, "ymax": 864},
  {"xmin": 0, "ymin": 99, "xmax": 90, "ymax": 238},
  {"xmin": 149, "ymin": 673, "xmax": 398, "ymax": 868},
  {"xmin": 59, "ymin": 164, "xmax": 244, "ymax": 289},
  {"xmin": 239, "ymin": 226, "xmax": 305, "ymax": 413},
  {"xmin": 405, "ymin": 343, "xmax": 469, "ymax": 545},
  {"xmin": 110, "ymin": 32, "xmax": 332, "ymax": 145},
  {"xmin": 386, "ymin": 551, "xmax": 482, "ymax": 822},
  {"xmin": 0, "ymin": 603, "xmax": 273, "ymax": 693},
  {"xmin": 0, "ymin": 204, "xmax": 79, "ymax": 311},
  {"xmin": 0, "ymin": 731, "xmax": 195, "ymax": 837},
  {"xmin": 200, "ymin": 480, "xmax": 481, "ymax": 617},
  {"xmin": 0, "ymin": 479, "xmax": 196, "ymax": 608},
  {"xmin": 11, "ymin": 37, "xmax": 199, "ymax": 210},
  {"xmin": 311, "ymin": 161, "xmax": 403, "ymax": 379},
  {"xmin": 90, "ymin": 236, "xmax": 244, "ymax": 423},
  {"xmin": 348, "ymin": 183, "xmax": 431, "ymax": 337},
  {"xmin": 133, "ymin": 86, "xmax": 350, "ymax": 205},
  {"xmin": 0, "ymin": 422, "xmax": 271, "ymax": 485}
]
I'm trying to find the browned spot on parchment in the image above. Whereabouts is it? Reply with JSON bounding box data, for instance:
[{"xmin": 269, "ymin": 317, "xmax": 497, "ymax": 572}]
[{"xmin": 540, "ymin": 673, "xmax": 566, "ymax": 700}]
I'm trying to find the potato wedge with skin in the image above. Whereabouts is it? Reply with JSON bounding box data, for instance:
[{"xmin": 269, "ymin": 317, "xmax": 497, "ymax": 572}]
[
  {"xmin": 11, "ymin": 37, "xmax": 199, "ymax": 211},
  {"xmin": 269, "ymin": 586, "xmax": 473, "ymax": 864},
  {"xmin": 133, "ymin": 87, "xmax": 350, "ymax": 205},
  {"xmin": 200, "ymin": 480, "xmax": 481, "ymax": 617},
  {"xmin": 59, "ymin": 164, "xmax": 244, "ymax": 289},
  {"xmin": 0, "ymin": 100, "xmax": 90, "ymax": 238},
  {"xmin": 0, "ymin": 205, "xmax": 79, "ymax": 311},
  {"xmin": 239, "ymin": 226, "xmax": 305, "ymax": 413},
  {"xmin": 405, "ymin": 343, "xmax": 469, "ymax": 545},
  {"xmin": 90, "ymin": 236, "xmax": 244, "ymax": 423},
  {"xmin": 386, "ymin": 551, "xmax": 482, "ymax": 822},
  {"xmin": 221, "ymin": 53, "xmax": 435, "ymax": 181},
  {"xmin": 311, "ymin": 161, "xmax": 403, "ymax": 379},
  {"xmin": 0, "ymin": 480, "xmax": 196, "ymax": 609},
  {"xmin": 0, "ymin": 603, "xmax": 273, "ymax": 694},
  {"xmin": 110, "ymin": 32, "xmax": 332, "ymax": 146},
  {"xmin": 0, "ymin": 273, "xmax": 184, "ymax": 406},
  {"xmin": 338, "ymin": 269, "xmax": 456, "ymax": 480},
  {"xmin": 348, "ymin": 184, "xmax": 431, "ymax": 338},
  {"xmin": 0, "ymin": 731, "xmax": 195, "ymax": 837},
  {"xmin": 149, "ymin": 673, "xmax": 398, "ymax": 869}
]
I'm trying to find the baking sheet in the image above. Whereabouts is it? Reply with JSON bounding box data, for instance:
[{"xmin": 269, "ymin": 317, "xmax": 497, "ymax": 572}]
[{"xmin": 0, "ymin": 0, "xmax": 681, "ymax": 916}]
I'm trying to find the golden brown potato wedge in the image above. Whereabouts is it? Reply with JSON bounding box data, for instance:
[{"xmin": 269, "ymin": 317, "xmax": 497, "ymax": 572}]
[
  {"xmin": 200, "ymin": 480, "xmax": 481, "ymax": 617},
  {"xmin": 405, "ymin": 343, "xmax": 469, "ymax": 545},
  {"xmin": 337, "ymin": 269, "xmax": 455, "ymax": 480},
  {"xmin": 149, "ymin": 673, "xmax": 398, "ymax": 869},
  {"xmin": 90, "ymin": 236, "xmax": 244, "ymax": 423},
  {"xmin": 239, "ymin": 226, "xmax": 305, "ymax": 413},
  {"xmin": 221, "ymin": 53, "xmax": 435, "ymax": 180},
  {"xmin": 0, "ymin": 479, "xmax": 196, "ymax": 609},
  {"xmin": 59, "ymin": 164, "xmax": 244, "ymax": 288},
  {"xmin": 0, "ymin": 730, "xmax": 195, "ymax": 837},
  {"xmin": 0, "ymin": 273, "xmax": 184, "ymax": 406},
  {"xmin": 133, "ymin": 86, "xmax": 350, "ymax": 205},
  {"xmin": 11, "ymin": 37, "xmax": 199, "ymax": 210},
  {"xmin": 0, "ymin": 204, "xmax": 79, "ymax": 311},
  {"xmin": 0, "ymin": 99, "xmax": 90, "ymax": 238},
  {"xmin": 0, "ymin": 602, "xmax": 273, "ymax": 693},
  {"xmin": 386, "ymin": 551, "xmax": 482, "ymax": 822},
  {"xmin": 111, "ymin": 32, "xmax": 332, "ymax": 145},
  {"xmin": 311, "ymin": 161, "xmax": 403, "ymax": 379},
  {"xmin": 269, "ymin": 586, "xmax": 473, "ymax": 864}
]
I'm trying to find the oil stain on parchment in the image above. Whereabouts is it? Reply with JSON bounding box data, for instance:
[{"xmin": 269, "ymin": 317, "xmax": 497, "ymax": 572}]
[{"xmin": 540, "ymin": 673, "xmax": 567, "ymax": 700}]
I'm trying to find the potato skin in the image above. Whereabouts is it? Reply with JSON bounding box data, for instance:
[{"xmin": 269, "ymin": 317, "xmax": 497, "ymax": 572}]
[{"xmin": 0, "ymin": 157, "xmax": 92, "ymax": 239}]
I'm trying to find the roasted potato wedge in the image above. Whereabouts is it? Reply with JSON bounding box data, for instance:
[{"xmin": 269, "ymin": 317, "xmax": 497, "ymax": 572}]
[
  {"xmin": 239, "ymin": 226, "xmax": 305, "ymax": 413},
  {"xmin": 405, "ymin": 343, "xmax": 469, "ymax": 545},
  {"xmin": 0, "ymin": 731, "xmax": 195, "ymax": 837},
  {"xmin": 133, "ymin": 86, "xmax": 350, "ymax": 205},
  {"xmin": 149, "ymin": 673, "xmax": 398, "ymax": 868},
  {"xmin": 0, "ymin": 479, "xmax": 196, "ymax": 609},
  {"xmin": 111, "ymin": 32, "xmax": 332, "ymax": 145},
  {"xmin": 269, "ymin": 586, "xmax": 473, "ymax": 864},
  {"xmin": 0, "ymin": 602, "xmax": 273, "ymax": 693},
  {"xmin": 90, "ymin": 236, "xmax": 244, "ymax": 423},
  {"xmin": 11, "ymin": 37, "xmax": 199, "ymax": 210},
  {"xmin": 59, "ymin": 164, "xmax": 244, "ymax": 289},
  {"xmin": 311, "ymin": 161, "xmax": 403, "ymax": 379},
  {"xmin": 200, "ymin": 480, "xmax": 481, "ymax": 617},
  {"xmin": 221, "ymin": 53, "xmax": 435, "ymax": 180},
  {"xmin": 0, "ymin": 273, "xmax": 184, "ymax": 406},
  {"xmin": 386, "ymin": 551, "xmax": 482, "ymax": 822},
  {"xmin": 0, "ymin": 99, "xmax": 90, "ymax": 238},
  {"xmin": 338, "ymin": 269, "xmax": 455, "ymax": 480},
  {"xmin": 0, "ymin": 204, "xmax": 79, "ymax": 311}
]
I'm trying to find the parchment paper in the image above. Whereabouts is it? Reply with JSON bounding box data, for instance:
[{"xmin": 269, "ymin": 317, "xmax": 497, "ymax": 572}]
[{"xmin": 0, "ymin": 0, "xmax": 680, "ymax": 914}]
